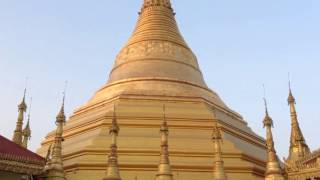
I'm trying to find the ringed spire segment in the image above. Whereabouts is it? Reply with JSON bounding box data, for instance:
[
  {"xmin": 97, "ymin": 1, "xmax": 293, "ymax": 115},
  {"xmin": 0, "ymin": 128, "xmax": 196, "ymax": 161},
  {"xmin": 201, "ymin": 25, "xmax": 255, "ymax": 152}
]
[{"xmin": 142, "ymin": 0, "xmax": 172, "ymax": 9}]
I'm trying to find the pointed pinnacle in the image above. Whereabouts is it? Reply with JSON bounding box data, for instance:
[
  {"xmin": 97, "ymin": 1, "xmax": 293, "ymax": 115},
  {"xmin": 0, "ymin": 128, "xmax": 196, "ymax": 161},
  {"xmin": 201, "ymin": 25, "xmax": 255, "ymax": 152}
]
[
  {"xmin": 23, "ymin": 119, "xmax": 31, "ymax": 137},
  {"xmin": 56, "ymin": 93, "xmax": 66, "ymax": 123},
  {"xmin": 263, "ymin": 98, "xmax": 273, "ymax": 128},
  {"xmin": 288, "ymin": 82, "xmax": 296, "ymax": 104},
  {"xmin": 110, "ymin": 104, "xmax": 119, "ymax": 135},
  {"xmin": 18, "ymin": 88, "xmax": 27, "ymax": 110}
]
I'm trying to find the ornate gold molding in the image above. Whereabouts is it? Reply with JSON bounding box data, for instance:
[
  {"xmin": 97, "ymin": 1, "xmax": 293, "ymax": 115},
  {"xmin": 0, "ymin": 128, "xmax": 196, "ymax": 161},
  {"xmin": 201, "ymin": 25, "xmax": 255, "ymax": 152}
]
[{"xmin": 0, "ymin": 152, "xmax": 45, "ymax": 175}]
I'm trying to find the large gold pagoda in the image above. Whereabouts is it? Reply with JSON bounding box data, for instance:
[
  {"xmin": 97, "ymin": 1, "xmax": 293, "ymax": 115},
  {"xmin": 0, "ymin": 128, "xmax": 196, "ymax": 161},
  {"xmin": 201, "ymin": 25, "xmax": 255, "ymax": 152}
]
[{"xmin": 37, "ymin": 0, "xmax": 267, "ymax": 179}]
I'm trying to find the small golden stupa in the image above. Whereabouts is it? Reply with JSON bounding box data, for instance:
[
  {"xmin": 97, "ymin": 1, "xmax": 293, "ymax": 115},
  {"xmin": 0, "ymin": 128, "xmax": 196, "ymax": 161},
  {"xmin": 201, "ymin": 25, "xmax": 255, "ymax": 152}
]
[{"xmin": 38, "ymin": 0, "xmax": 267, "ymax": 179}]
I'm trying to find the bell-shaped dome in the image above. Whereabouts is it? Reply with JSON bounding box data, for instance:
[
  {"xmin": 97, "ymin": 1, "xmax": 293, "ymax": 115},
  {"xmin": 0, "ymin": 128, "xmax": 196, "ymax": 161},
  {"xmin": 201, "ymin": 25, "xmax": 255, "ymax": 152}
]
[{"xmin": 88, "ymin": 0, "xmax": 228, "ymax": 109}]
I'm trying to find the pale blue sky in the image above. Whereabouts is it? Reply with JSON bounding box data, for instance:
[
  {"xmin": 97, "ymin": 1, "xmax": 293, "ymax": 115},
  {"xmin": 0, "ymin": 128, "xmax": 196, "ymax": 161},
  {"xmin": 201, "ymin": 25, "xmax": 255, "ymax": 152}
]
[{"xmin": 0, "ymin": 1, "xmax": 319, "ymax": 159}]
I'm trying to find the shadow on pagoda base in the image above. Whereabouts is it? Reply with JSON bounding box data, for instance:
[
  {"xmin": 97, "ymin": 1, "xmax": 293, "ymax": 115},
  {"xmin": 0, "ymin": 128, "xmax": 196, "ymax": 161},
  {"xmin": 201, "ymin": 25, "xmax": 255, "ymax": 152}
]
[{"xmin": 37, "ymin": 95, "xmax": 267, "ymax": 180}]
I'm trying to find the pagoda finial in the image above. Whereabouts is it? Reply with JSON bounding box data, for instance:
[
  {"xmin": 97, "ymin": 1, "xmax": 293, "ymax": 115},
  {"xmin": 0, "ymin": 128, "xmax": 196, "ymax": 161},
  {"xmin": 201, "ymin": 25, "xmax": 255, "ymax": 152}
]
[
  {"xmin": 156, "ymin": 104, "xmax": 174, "ymax": 180},
  {"xmin": 288, "ymin": 80, "xmax": 295, "ymax": 105},
  {"xmin": 285, "ymin": 82, "xmax": 310, "ymax": 164},
  {"xmin": 262, "ymin": 85, "xmax": 273, "ymax": 128},
  {"xmin": 22, "ymin": 97, "xmax": 32, "ymax": 149},
  {"xmin": 262, "ymin": 98, "xmax": 285, "ymax": 180},
  {"xmin": 142, "ymin": 0, "xmax": 172, "ymax": 10},
  {"xmin": 212, "ymin": 122, "xmax": 228, "ymax": 180},
  {"xmin": 103, "ymin": 104, "xmax": 121, "ymax": 180},
  {"xmin": 263, "ymin": 98, "xmax": 273, "ymax": 128},
  {"xmin": 12, "ymin": 82, "xmax": 28, "ymax": 146},
  {"xmin": 46, "ymin": 87, "xmax": 67, "ymax": 180},
  {"xmin": 56, "ymin": 81, "xmax": 67, "ymax": 123}
]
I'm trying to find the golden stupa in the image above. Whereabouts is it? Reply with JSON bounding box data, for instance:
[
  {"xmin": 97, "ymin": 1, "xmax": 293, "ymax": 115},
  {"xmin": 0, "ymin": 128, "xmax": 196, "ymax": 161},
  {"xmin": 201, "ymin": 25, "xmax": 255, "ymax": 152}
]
[{"xmin": 38, "ymin": 0, "xmax": 267, "ymax": 179}]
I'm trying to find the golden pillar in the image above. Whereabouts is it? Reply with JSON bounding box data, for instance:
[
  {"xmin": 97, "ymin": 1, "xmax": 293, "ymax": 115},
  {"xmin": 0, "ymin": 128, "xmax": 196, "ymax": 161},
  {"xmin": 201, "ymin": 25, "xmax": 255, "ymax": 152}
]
[
  {"xmin": 45, "ymin": 97, "xmax": 66, "ymax": 180},
  {"xmin": 263, "ymin": 99, "xmax": 285, "ymax": 180}
]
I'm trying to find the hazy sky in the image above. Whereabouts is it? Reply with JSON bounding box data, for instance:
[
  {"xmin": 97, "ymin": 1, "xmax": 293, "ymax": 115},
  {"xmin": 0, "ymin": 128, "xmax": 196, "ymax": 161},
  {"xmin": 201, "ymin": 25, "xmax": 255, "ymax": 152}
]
[{"xmin": 0, "ymin": 0, "xmax": 319, "ymax": 159}]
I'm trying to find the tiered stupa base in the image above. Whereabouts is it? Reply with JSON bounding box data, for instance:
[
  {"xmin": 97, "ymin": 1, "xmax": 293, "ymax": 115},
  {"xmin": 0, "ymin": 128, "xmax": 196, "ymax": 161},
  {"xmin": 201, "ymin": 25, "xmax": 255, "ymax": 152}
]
[{"xmin": 38, "ymin": 95, "xmax": 266, "ymax": 180}]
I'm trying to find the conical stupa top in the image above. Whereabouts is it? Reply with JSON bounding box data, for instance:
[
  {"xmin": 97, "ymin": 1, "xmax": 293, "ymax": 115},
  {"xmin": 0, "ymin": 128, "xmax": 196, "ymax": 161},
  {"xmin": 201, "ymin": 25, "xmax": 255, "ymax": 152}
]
[
  {"xmin": 262, "ymin": 99, "xmax": 284, "ymax": 179},
  {"xmin": 18, "ymin": 88, "xmax": 27, "ymax": 110},
  {"xmin": 88, "ymin": 0, "xmax": 229, "ymax": 111},
  {"xmin": 56, "ymin": 94, "xmax": 66, "ymax": 123},
  {"xmin": 109, "ymin": 0, "xmax": 196, "ymax": 84},
  {"xmin": 286, "ymin": 85, "xmax": 310, "ymax": 163}
]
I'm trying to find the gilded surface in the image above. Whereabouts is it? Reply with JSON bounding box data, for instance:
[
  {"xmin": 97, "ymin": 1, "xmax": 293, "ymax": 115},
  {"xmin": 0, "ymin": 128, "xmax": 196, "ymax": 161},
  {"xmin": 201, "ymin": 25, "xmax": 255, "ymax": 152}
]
[
  {"xmin": 0, "ymin": 153, "xmax": 45, "ymax": 175},
  {"xmin": 44, "ymin": 100, "xmax": 67, "ymax": 180},
  {"xmin": 38, "ymin": 0, "xmax": 267, "ymax": 179},
  {"xmin": 155, "ymin": 106, "xmax": 173, "ymax": 180},
  {"xmin": 285, "ymin": 89, "xmax": 310, "ymax": 165},
  {"xmin": 103, "ymin": 107, "xmax": 121, "ymax": 180},
  {"xmin": 263, "ymin": 100, "xmax": 285, "ymax": 180},
  {"xmin": 12, "ymin": 89, "xmax": 27, "ymax": 146}
]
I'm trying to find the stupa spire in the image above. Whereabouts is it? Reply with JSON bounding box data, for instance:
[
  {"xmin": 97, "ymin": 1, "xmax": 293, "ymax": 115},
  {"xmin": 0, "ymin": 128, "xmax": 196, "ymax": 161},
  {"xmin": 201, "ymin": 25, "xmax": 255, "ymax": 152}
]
[
  {"xmin": 22, "ymin": 97, "xmax": 32, "ymax": 149},
  {"xmin": 12, "ymin": 87, "xmax": 27, "ymax": 146},
  {"xmin": 212, "ymin": 122, "xmax": 228, "ymax": 180},
  {"xmin": 103, "ymin": 105, "xmax": 122, "ymax": 180},
  {"xmin": 262, "ymin": 99, "xmax": 285, "ymax": 180},
  {"xmin": 286, "ymin": 83, "xmax": 310, "ymax": 163},
  {"xmin": 142, "ymin": 0, "xmax": 172, "ymax": 10},
  {"xmin": 89, "ymin": 0, "xmax": 231, "ymax": 109},
  {"xmin": 46, "ymin": 93, "xmax": 66, "ymax": 180},
  {"xmin": 156, "ymin": 105, "xmax": 173, "ymax": 180}
]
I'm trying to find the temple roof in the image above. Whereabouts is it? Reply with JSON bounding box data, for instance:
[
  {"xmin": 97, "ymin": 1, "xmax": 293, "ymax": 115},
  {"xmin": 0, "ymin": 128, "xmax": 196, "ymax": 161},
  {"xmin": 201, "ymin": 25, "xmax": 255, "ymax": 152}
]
[
  {"xmin": 0, "ymin": 135, "xmax": 45, "ymax": 174},
  {"xmin": 0, "ymin": 135, "xmax": 43, "ymax": 161}
]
